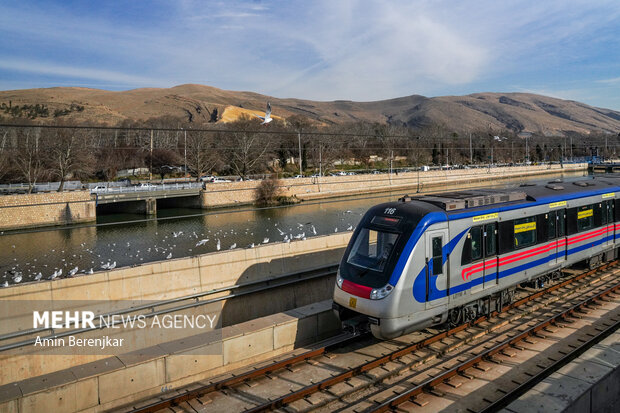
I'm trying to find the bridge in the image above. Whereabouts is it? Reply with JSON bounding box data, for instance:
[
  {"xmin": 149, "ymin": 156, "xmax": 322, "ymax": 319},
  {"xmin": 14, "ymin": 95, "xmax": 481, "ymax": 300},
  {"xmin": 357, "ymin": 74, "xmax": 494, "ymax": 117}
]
[{"xmin": 92, "ymin": 183, "xmax": 202, "ymax": 214}]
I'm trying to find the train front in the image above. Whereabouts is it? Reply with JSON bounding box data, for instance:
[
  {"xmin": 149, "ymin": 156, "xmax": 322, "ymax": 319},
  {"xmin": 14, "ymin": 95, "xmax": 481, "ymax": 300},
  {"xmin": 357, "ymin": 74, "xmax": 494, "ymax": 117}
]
[{"xmin": 333, "ymin": 200, "xmax": 435, "ymax": 339}]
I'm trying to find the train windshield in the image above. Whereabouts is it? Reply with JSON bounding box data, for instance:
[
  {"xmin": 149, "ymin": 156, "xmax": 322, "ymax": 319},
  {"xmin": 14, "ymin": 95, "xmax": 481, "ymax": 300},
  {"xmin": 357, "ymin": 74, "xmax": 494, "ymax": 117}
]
[{"xmin": 346, "ymin": 228, "xmax": 399, "ymax": 272}]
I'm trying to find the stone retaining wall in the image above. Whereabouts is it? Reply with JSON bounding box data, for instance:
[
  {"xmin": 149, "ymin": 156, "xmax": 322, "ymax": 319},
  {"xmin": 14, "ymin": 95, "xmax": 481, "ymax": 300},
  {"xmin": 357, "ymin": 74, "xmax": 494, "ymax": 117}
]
[
  {"xmin": 201, "ymin": 163, "xmax": 587, "ymax": 207},
  {"xmin": 0, "ymin": 191, "xmax": 96, "ymax": 231}
]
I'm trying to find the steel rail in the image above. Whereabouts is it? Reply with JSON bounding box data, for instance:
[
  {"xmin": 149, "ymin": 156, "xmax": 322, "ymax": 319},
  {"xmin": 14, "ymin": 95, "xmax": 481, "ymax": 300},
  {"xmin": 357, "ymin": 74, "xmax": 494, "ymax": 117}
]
[
  {"xmin": 370, "ymin": 280, "xmax": 620, "ymax": 412},
  {"xmin": 129, "ymin": 261, "xmax": 617, "ymax": 413}
]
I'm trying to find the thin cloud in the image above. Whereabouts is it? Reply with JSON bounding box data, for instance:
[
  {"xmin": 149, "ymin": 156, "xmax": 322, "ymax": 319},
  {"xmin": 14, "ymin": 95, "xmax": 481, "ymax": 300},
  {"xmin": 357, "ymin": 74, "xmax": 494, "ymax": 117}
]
[{"xmin": 0, "ymin": 59, "xmax": 161, "ymax": 87}]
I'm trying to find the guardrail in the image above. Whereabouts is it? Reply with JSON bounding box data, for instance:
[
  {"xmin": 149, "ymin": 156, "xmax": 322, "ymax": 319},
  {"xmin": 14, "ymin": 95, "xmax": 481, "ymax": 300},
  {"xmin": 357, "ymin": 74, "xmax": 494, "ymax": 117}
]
[{"xmin": 90, "ymin": 182, "xmax": 202, "ymax": 194}]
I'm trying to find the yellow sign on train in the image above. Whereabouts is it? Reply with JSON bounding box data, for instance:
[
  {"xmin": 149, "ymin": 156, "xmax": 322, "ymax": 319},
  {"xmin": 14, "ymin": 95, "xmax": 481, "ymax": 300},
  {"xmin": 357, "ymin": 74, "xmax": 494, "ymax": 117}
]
[
  {"xmin": 473, "ymin": 212, "xmax": 498, "ymax": 223},
  {"xmin": 514, "ymin": 221, "xmax": 536, "ymax": 233},
  {"xmin": 578, "ymin": 209, "xmax": 593, "ymax": 219},
  {"xmin": 602, "ymin": 193, "xmax": 615, "ymax": 199},
  {"xmin": 549, "ymin": 201, "xmax": 567, "ymax": 208}
]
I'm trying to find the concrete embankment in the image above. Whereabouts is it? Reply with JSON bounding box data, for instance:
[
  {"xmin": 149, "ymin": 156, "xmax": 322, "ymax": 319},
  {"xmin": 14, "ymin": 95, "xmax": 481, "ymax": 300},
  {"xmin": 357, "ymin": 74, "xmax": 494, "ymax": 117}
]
[
  {"xmin": 0, "ymin": 232, "xmax": 352, "ymax": 387},
  {"xmin": 0, "ymin": 191, "xmax": 96, "ymax": 231},
  {"xmin": 0, "ymin": 300, "xmax": 341, "ymax": 413},
  {"xmin": 202, "ymin": 163, "xmax": 588, "ymax": 207}
]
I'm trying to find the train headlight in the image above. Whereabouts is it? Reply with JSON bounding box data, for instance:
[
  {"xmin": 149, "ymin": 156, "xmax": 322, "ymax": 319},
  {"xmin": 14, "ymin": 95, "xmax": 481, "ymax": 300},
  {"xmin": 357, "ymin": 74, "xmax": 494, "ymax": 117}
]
[
  {"xmin": 370, "ymin": 284, "xmax": 394, "ymax": 300},
  {"xmin": 336, "ymin": 271, "xmax": 344, "ymax": 289}
]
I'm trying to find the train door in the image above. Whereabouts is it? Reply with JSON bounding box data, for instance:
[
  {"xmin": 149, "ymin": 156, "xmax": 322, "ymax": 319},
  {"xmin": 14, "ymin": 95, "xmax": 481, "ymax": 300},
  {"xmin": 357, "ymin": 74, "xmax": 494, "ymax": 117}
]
[
  {"xmin": 554, "ymin": 209, "xmax": 567, "ymax": 264},
  {"xmin": 425, "ymin": 229, "xmax": 449, "ymax": 310},
  {"xmin": 604, "ymin": 200, "xmax": 614, "ymax": 246},
  {"xmin": 483, "ymin": 223, "xmax": 498, "ymax": 288}
]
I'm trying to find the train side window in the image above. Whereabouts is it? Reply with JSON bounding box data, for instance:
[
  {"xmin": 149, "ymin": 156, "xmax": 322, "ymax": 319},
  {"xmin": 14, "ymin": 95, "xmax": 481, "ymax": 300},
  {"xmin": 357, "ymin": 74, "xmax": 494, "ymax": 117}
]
[
  {"xmin": 461, "ymin": 231, "xmax": 472, "ymax": 265},
  {"xmin": 557, "ymin": 210, "xmax": 566, "ymax": 237},
  {"xmin": 514, "ymin": 216, "xmax": 536, "ymax": 249},
  {"xmin": 595, "ymin": 203, "xmax": 604, "ymax": 227},
  {"xmin": 431, "ymin": 237, "xmax": 443, "ymax": 275},
  {"xmin": 615, "ymin": 199, "xmax": 620, "ymax": 222},
  {"xmin": 567, "ymin": 207, "xmax": 578, "ymax": 235},
  {"xmin": 470, "ymin": 226, "xmax": 483, "ymax": 261},
  {"xmin": 485, "ymin": 223, "xmax": 497, "ymax": 257},
  {"xmin": 548, "ymin": 211, "xmax": 557, "ymax": 240},
  {"xmin": 499, "ymin": 220, "xmax": 515, "ymax": 254},
  {"xmin": 577, "ymin": 205, "xmax": 594, "ymax": 232}
]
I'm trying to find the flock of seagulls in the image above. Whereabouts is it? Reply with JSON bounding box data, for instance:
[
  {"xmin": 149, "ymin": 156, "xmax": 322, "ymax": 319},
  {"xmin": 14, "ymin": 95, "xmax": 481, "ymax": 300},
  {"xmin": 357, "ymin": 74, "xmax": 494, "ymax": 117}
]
[{"xmin": 1, "ymin": 208, "xmax": 364, "ymax": 287}]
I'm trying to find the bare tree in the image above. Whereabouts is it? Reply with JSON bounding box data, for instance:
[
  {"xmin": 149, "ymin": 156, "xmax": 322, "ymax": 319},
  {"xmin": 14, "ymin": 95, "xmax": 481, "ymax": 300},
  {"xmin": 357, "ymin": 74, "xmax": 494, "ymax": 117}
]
[
  {"xmin": 45, "ymin": 126, "xmax": 94, "ymax": 191},
  {"xmin": 14, "ymin": 128, "xmax": 45, "ymax": 193},
  {"xmin": 185, "ymin": 131, "xmax": 219, "ymax": 178}
]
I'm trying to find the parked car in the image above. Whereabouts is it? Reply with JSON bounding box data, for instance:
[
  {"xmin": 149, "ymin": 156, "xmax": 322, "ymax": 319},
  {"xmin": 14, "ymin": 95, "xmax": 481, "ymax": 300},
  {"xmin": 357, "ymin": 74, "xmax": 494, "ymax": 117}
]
[
  {"xmin": 212, "ymin": 178, "xmax": 232, "ymax": 183},
  {"xmin": 90, "ymin": 185, "xmax": 108, "ymax": 193},
  {"xmin": 199, "ymin": 175, "xmax": 215, "ymax": 182},
  {"xmin": 138, "ymin": 183, "xmax": 157, "ymax": 189}
]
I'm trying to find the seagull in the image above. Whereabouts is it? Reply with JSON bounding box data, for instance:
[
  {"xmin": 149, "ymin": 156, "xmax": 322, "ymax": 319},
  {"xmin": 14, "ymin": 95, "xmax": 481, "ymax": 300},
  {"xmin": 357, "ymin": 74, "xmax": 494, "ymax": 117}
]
[
  {"xmin": 263, "ymin": 238, "xmax": 269, "ymax": 244},
  {"xmin": 196, "ymin": 239, "xmax": 209, "ymax": 247},
  {"xmin": 311, "ymin": 225, "xmax": 317, "ymax": 235},
  {"xmin": 12, "ymin": 273, "xmax": 22, "ymax": 283},
  {"xmin": 34, "ymin": 272, "xmax": 42, "ymax": 281},
  {"xmin": 86, "ymin": 268, "xmax": 94, "ymax": 275},
  {"xmin": 347, "ymin": 225, "xmax": 353, "ymax": 231},
  {"xmin": 166, "ymin": 253, "xmax": 172, "ymax": 259},
  {"xmin": 68, "ymin": 267, "xmax": 79, "ymax": 277},
  {"xmin": 109, "ymin": 262, "xmax": 116, "ymax": 269},
  {"xmin": 216, "ymin": 239, "xmax": 221, "ymax": 251},
  {"xmin": 229, "ymin": 243, "xmax": 237, "ymax": 250},
  {"xmin": 1, "ymin": 281, "xmax": 8, "ymax": 288},
  {"xmin": 254, "ymin": 102, "xmax": 273, "ymax": 125},
  {"xmin": 276, "ymin": 227, "xmax": 285, "ymax": 236}
]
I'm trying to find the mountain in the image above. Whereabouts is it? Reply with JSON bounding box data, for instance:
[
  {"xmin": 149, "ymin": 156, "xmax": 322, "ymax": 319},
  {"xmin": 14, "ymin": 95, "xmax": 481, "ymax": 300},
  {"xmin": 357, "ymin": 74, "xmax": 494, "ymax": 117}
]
[{"xmin": 1, "ymin": 84, "xmax": 619, "ymax": 135}]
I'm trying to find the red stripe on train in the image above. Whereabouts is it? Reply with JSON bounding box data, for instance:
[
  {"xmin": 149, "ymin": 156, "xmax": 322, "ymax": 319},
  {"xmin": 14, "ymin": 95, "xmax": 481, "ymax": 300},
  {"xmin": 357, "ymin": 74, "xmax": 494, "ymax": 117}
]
[{"xmin": 341, "ymin": 279, "xmax": 372, "ymax": 299}]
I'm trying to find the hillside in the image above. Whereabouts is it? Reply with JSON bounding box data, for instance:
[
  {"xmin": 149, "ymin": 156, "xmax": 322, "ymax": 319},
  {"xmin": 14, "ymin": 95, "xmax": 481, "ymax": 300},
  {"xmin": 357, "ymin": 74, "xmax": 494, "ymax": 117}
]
[{"xmin": 1, "ymin": 84, "xmax": 619, "ymax": 135}]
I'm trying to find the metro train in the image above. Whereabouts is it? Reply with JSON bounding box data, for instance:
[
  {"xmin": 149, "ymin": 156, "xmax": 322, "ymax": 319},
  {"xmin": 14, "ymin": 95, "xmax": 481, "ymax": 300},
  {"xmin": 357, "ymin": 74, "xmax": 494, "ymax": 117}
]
[{"xmin": 332, "ymin": 176, "xmax": 620, "ymax": 339}]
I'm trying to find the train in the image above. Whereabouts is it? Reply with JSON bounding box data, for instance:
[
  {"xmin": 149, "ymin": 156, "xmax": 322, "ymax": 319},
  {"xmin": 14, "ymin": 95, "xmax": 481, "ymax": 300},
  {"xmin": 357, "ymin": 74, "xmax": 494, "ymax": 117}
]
[{"xmin": 332, "ymin": 176, "xmax": 620, "ymax": 339}]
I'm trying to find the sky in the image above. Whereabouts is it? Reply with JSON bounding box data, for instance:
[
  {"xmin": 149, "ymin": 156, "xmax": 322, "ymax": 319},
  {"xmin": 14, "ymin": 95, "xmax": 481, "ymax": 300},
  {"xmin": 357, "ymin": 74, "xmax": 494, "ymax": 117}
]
[{"xmin": 1, "ymin": 1, "xmax": 620, "ymax": 110}]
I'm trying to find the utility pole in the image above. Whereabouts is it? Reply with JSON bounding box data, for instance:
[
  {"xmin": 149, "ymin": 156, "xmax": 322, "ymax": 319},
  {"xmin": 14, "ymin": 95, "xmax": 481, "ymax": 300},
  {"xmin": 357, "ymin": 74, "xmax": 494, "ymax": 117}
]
[
  {"xmin": 184, "ymin": 129, "xmax": 187, "ymax": 181},
  {"xmin": 525, "ymin": 136, "xmax": 529, "ymax": 164},
  {"xmin": 469, "ymin": 133, "xmax": 473, "ymax": 164},
  {"xmin": 389, "ymin": 150, "xmax": 393, "ymax": 185},
  {"xmin": 298, "ymin": 130, "xmax": 302, "ymax": 176},
  {"xmin": 149, "ymin": 129, "xmax": 153, "ymax": 181}
]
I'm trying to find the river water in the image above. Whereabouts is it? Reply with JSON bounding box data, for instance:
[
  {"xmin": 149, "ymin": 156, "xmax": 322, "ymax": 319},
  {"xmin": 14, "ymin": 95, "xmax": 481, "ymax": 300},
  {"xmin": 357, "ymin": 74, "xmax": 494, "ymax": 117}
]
[{"xmin": 0, "ymin": 170, "xmax": 589, "ymax": 286}]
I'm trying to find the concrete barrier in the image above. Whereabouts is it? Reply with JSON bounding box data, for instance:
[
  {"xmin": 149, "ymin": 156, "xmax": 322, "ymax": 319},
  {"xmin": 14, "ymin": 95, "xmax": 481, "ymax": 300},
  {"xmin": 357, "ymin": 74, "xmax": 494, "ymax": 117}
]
[
  {"xmin": 0, "ymin": 233, "xmax": 351, "ymax": 386},
  {"xmin": 0, "ymin": 300, "xmax": 341, "ymax": 413},
  {"xmin": 201, "ymin": 163, "xmax": 588, "ymax": 207}
]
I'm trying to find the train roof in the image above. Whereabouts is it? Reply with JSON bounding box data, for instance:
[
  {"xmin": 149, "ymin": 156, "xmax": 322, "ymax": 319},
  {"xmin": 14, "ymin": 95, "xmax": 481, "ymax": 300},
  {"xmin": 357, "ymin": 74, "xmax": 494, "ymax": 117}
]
[{"xmin": 399, "ymin": 175, "xmax": 620, "ymax": 216}]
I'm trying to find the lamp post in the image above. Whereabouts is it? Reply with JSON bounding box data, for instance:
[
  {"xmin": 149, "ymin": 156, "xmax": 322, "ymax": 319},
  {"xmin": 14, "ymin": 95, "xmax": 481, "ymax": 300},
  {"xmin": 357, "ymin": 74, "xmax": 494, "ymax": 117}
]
[{"xmin": 184, "ymin": 129, "xmax": 187, "ymax": 182}]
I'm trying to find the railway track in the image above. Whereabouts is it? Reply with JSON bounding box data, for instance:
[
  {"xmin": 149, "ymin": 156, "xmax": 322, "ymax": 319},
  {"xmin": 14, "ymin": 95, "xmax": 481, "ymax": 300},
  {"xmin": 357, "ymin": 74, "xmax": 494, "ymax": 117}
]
[{"xmin": 125, "ymin": 260, "xmax": 620, "ymax": 413}]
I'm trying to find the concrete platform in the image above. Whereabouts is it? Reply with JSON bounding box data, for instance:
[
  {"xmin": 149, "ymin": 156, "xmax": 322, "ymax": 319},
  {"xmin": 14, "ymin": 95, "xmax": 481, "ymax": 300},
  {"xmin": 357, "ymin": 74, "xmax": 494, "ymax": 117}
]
[
  {"xmin": 0, "ymin": 300, "xmax": 341, "ymax": 413},
  {"xmin": 503, "ymin": 329, "xmax": 620, "ymax": 413}
]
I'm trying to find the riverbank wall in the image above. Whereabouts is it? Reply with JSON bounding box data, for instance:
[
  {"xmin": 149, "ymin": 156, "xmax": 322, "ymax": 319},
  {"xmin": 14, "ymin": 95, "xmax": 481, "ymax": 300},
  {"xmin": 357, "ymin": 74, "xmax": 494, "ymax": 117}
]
[
  {"xmin": 201, "ymin": 163, "xmax": 588, "ymax": 208},
  {"xmin": 0, "ymin": 191, "xmax": 95, "ymax": 231}
]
